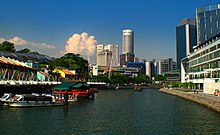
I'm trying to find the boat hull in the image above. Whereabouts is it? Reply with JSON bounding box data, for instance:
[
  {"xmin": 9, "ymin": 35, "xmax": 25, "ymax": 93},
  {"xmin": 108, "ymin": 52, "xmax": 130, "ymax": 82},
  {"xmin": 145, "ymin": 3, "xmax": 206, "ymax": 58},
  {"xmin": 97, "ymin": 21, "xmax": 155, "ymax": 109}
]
[{"xmin": 7, "ymin": 101, "xmax": 63, "ymax": 107}]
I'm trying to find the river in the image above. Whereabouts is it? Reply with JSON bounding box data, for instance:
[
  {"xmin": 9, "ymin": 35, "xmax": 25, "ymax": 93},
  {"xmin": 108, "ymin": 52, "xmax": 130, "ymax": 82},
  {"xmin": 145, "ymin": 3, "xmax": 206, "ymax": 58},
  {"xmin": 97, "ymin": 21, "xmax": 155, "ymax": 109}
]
[{"xmin": 0, "ymin": 89, "xmax": 219, "ymax": 135}]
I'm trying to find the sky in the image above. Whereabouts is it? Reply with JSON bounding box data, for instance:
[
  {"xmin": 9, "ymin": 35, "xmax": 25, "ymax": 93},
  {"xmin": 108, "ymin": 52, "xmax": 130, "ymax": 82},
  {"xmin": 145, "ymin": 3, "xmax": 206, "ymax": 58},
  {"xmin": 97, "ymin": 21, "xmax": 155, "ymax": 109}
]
[{"xmin": 0, "ymin": 0, "xmax": 220, "ymax": 64}]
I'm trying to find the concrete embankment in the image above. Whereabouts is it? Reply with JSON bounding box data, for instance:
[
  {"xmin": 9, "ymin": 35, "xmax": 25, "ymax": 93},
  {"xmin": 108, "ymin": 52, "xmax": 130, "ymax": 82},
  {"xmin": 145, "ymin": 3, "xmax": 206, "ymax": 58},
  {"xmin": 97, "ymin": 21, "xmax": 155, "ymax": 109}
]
[{"xmin": 159, "ymin": 88, "xmax": 220, "ymax": 113}]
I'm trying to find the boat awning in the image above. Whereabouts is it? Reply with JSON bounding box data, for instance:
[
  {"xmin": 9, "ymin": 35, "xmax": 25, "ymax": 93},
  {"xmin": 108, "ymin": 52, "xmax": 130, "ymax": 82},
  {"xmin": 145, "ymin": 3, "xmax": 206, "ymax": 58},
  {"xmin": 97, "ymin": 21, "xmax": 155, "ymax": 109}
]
[
  {"xmin": 53, "ymin": 82, "xmax": 77, "ymax": 91},
  {"xmin": 71, "ymin": 83, "xmax": 90, "ymax": 89}
]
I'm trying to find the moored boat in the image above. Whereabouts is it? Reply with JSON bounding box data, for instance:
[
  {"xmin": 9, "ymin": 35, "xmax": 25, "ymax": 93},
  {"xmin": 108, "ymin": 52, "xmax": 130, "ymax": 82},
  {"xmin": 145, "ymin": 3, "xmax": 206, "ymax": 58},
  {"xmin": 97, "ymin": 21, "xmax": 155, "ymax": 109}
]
[
  {"xmin": 53, "ymin": 82, "xmax": 95, "ymax": 101},
  {"xmin": 3, "ymin": 94, "xmax": 64, "ymax": 107},
  {"xmin": 0, "ymin": 93, "xmax": 12, "ymax": 106}
]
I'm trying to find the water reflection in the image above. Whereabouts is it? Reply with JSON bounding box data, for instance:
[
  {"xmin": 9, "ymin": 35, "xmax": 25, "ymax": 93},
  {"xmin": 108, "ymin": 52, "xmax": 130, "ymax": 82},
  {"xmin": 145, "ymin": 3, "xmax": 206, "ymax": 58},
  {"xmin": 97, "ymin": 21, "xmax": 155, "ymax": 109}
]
[{"xmin": 0, "ymin": 89, "xmax": 219, "ymax": 134}]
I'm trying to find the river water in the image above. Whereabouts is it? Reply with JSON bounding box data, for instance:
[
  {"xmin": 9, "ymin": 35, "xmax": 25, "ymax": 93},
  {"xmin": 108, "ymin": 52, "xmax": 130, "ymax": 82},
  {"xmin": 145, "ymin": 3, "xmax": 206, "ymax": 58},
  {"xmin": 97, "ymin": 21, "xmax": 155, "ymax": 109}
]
[{"xmin": 0, "ymin": 89, "xmax": 220, "ymax": 135}]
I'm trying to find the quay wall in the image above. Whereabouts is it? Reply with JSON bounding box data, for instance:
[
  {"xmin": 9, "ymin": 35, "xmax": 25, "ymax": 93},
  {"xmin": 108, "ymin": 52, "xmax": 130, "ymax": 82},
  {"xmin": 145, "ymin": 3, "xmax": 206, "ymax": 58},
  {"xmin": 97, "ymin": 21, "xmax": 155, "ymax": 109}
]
[{"xmin": 159, "ymin": 88, "xmax": 220, "ymax": 113}]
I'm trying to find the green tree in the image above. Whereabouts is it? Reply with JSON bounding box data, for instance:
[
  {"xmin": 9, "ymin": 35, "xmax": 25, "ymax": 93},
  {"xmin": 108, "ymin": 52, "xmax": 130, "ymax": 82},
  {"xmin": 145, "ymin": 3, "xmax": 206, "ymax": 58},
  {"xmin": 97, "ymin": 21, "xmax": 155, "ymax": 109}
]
[
  {"xmin": 48, "ymin": 53, "xmax": 88, "ymax": 74},
  {"xmin": 0, "ymin": 41, "xmax": 15, "ymax": 53},
  {"xmin": 17, "ymin": 48, "xmax": 30, "ymax": 54},
  {"xmin": 154, "ymin": 75, "xmax": 166, "ymax": 81}
]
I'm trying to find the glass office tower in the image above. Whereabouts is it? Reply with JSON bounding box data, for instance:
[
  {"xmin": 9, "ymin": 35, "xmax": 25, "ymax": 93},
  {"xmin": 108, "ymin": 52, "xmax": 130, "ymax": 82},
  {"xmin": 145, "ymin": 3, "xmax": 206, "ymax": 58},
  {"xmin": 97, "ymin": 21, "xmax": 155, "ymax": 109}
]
[
  {"xmin": 176, "ymin": 18, "xmax": 197, "ymax": 70},
  {"xmin": 196, "ymin": 4, "xmax": 220, "ymax": 44}
]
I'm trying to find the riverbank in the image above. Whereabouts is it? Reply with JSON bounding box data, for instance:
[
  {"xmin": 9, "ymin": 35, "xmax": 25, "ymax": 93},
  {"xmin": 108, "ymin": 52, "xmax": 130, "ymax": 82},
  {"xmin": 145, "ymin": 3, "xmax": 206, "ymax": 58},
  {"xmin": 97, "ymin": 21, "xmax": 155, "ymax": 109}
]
[{"xmin": 159, "ymin": 88, "xmax": 220, "ymax": 113}]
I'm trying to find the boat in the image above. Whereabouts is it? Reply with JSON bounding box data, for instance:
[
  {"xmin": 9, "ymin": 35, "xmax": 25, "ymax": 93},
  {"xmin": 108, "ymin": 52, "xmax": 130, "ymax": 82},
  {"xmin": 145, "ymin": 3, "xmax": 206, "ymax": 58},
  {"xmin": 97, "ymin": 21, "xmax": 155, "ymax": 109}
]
[
  {"xmin": 3, "ymin": 94, "xmax": 64, "ymax": 107},
  {"xmin": 53, "ymin": 82, "xmax": 95, "ymax": 101},
  {"xmin": 0, "ymin": 93, "xmax": 12, "ymax": 106}
]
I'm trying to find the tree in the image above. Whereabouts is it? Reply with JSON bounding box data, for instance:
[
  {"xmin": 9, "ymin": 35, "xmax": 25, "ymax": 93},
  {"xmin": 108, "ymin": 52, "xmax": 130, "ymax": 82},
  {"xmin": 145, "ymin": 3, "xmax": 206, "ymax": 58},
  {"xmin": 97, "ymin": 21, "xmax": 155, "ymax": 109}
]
[
  {"xmin": 0, "ymin": 41, "xmax": 15, "ymax": 53},
  {"xmin": 17, "ymin": 48, "xmax": 30, "ymax": 54},
  {"xmin": 154, "ymin": 75, "xmax": 166, "ymax": 81},
  {"xmin": 48, "ymin": 53, "xmax": 88, "ymax": 74}
]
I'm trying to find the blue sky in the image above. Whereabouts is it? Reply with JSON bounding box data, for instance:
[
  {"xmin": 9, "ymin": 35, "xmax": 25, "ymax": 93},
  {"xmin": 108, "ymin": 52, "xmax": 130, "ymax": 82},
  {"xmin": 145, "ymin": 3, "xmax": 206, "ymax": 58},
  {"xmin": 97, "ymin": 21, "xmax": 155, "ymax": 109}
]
[{"xmin": 0, "ymin": 0, "xmax": 219, "ymax": 63}]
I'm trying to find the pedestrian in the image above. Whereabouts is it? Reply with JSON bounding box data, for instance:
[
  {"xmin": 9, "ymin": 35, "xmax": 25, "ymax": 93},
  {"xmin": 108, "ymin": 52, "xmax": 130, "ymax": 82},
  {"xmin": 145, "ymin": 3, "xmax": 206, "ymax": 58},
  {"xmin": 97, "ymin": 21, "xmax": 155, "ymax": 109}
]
[{"xmin": 196, "ymin": 89, "xmax": 198, "ymax": 94}]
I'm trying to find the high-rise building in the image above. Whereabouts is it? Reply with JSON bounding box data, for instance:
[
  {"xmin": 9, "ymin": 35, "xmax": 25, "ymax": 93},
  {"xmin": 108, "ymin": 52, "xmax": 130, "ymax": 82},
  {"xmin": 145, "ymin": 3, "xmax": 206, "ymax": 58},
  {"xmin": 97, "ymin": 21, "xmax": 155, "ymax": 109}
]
[
  {"xmin": 104, "ymin": 44, "xmax": 119, "ymax": 66},
  {"xmin": 122, "ymin": 29, "xmax": 134, "ymax": 54},
  {"xmin": 96, "ymin": 44, "xmax": 119, "ymax": 66},
  {"xmin": 96, "ymin": 44, "xmax": 104, "ymax": 66},
  {"xmin": 176, "ymin": 18, "xmax": 197, "ymax": 70},
  {"xmin": 156, "ymin": 58, "xmax": 177, "ymax": 75},
  {"xmin": 120, "ymin": 29, "xmax": 134, "ymax": 65},
  {"xmin": 196, "ymin": 4, "xmax": 220, "ymax": 44},
  {"xmin": 97, "ymin": 50, "xmax": 112, "ymax": 67}
]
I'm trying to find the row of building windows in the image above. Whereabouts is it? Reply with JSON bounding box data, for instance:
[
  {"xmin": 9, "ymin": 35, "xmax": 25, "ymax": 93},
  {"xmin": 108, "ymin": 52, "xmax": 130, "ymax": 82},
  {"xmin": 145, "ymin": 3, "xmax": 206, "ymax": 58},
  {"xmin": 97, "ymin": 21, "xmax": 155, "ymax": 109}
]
[
  {"xmin": 190, "ymin": 60, "xmax": 220, "ymax": 72},
  {"xmin": 189, "ymin": 70, "xmax": 220, "ymax": 79},
  {"xmin": 189, "ymin": 43, "xmax": 220, "ymax": 64}
]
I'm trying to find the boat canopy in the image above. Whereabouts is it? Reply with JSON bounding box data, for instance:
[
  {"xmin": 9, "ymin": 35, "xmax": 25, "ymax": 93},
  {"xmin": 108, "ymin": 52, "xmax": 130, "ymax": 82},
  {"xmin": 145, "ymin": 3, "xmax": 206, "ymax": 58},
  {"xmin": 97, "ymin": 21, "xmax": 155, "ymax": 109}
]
[
  {"xmin": 53, "ymin": 82, "xmax": 77, "ymax": 91},
  {"xmin": 53, "ymin": 82, "xmax": 90, "ymax": 91},
  {"xmin": 71, "ymin": 83, "xmax": 90, "ymax": 89}
]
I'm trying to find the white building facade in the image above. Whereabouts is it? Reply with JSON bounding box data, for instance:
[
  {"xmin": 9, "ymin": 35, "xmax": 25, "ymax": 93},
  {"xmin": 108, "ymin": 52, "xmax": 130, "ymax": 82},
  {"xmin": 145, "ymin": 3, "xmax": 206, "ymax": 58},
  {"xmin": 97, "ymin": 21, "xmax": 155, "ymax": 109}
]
[
  {"xmin": 181, "ymin": 34, "xmax": 220, "ymax": 94},
  {"xmin": 96, "ymin": 44, "xmax": 119, "ymax": 66}
]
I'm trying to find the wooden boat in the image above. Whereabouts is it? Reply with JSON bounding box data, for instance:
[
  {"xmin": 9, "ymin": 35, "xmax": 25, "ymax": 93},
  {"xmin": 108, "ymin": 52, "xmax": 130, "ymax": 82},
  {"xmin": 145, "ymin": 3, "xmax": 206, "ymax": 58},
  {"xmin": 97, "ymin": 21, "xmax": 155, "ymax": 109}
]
[{"xmin": 3, "ymin": 94, "xmax": 64, "ymax": 107}]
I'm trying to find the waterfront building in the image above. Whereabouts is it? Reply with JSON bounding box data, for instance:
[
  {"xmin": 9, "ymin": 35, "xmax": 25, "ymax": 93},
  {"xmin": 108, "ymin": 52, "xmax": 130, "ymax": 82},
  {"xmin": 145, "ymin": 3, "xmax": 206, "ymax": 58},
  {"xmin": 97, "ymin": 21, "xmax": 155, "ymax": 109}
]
[
  {"xmin": 145, "ymin": 61, "xmax": 151, "ymax": 78},
  {"xmin": 0, "ymin": 56, "xmax": 37, "ymax": 81},
  {"xmin": 176, "ymin": 18, "xmax": 197, "ymax": 70},
  {"xmin": 53, "ymin": 68, "xmax": 85, "ymax": 82},
  {"xmin": 196, "ymin": 3, "xmax": 220, "ymax": 44},
  {"xmin": 181, "ymin": 33, "xmax": 220, "ymax": 94},
  {"xmin": 150, "ymin": 60, "xmax": 156, "ymax": 78},
  {"xmin": 37, "ymin": 71, "xmax": 49, "ymax": 81},
  {"xmin": 120, "ymin": 53, "xmax": 135, "ymax": 66},
  {"xmin": 0, "ymin": 51, "xmax": 53, "ymax": 63},
  {"xmin": 122, "ymin": 29, "xmax": 134, "ymax": 55},
  {"xmin": 156, "ymin": 58, "xmax": 177, "ymax": 75},
  {"xmin": 96, "ymin": 44, "xmax": 119, "ymax": 66},
  {"xmin": 126, "ymin": 62, "xmax": 146, "ymax": 75},
  {"xmin": 162, "ymin": 70, "xmax": 180, "ymax": 82},
  {"xmin": 91, "ymin": 65, "xmax": 139, "ymax": 77}
]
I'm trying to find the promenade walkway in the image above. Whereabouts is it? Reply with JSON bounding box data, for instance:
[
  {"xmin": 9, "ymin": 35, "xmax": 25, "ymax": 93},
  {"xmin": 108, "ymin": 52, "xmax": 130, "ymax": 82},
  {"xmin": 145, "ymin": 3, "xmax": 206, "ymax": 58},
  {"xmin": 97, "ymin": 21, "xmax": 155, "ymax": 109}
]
[{"xmin": 159, "ymin": 88, "xmax": 220, "ymax": 113}]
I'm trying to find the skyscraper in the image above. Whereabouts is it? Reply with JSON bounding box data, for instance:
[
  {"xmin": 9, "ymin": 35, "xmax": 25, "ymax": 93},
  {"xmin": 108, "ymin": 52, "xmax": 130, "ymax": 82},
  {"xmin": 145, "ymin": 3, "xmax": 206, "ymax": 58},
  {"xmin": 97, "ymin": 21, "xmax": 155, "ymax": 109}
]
[
  {"xmin": 120, "ymin": 29, "xmax": 134, "ymax": 65},
  {"xmin": 196, "ymin": 4, "xmax": 220, "ymax": 44},
  {"xmin": 104, "ymin": 44, "xmax": 119, "ymax": 66},
  {"xmin": 176, "ymin": 18, "xmax": 197, "ymax": 70},
  {"xmin": 122, "ymin": 29, "xmax": 134, "ymax": 54},
  {"xmin": 96, "ymin": 44, "xmax": 119, "ymax": 66}
]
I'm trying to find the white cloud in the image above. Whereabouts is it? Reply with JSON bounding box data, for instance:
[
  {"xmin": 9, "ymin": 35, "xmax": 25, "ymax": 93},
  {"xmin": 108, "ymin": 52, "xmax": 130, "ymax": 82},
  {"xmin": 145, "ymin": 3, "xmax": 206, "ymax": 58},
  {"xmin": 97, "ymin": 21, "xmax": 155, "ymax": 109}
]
[
  {"xmin": 8, "ymin": 36, "xmax": 28, "ymax": 46},
  {"xmin": 0, "ymin": 38, "xmax": 6, "ymax": 43},
  {"xmin": 0, "ymin": 36, "xmax": 56, "ymax": 50},
  {"xmin": 62, "ymin": 32, "xmax": 97, "ymax": 63}
]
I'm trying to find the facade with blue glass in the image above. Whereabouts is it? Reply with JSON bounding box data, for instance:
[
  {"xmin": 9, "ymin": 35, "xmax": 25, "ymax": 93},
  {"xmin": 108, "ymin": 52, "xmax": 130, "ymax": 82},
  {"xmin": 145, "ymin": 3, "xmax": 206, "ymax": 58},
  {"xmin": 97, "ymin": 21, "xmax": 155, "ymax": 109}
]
[
  {"xmin": 176, "ymin": 18, "xmax": 197, "ymax": 71},
  {"xmin": 196, "ymin": 4, "xmax": 220, "ymax": 44}
]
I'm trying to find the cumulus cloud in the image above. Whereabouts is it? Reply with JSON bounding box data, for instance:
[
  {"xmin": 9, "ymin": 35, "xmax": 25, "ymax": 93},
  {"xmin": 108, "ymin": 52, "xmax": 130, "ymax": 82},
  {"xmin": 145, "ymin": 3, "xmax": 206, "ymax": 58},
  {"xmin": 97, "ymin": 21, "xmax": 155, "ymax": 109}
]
[
  {"xmin": 62, "ymin": 32, "xmax": 97, "ymax": 62},
  {"xmin": 8, "ymin": 36, "xmax": 28, "ymax": 46},
  {"xmin": 0, "ymin": 36, "xmax": 56, "ymax": 50}
]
